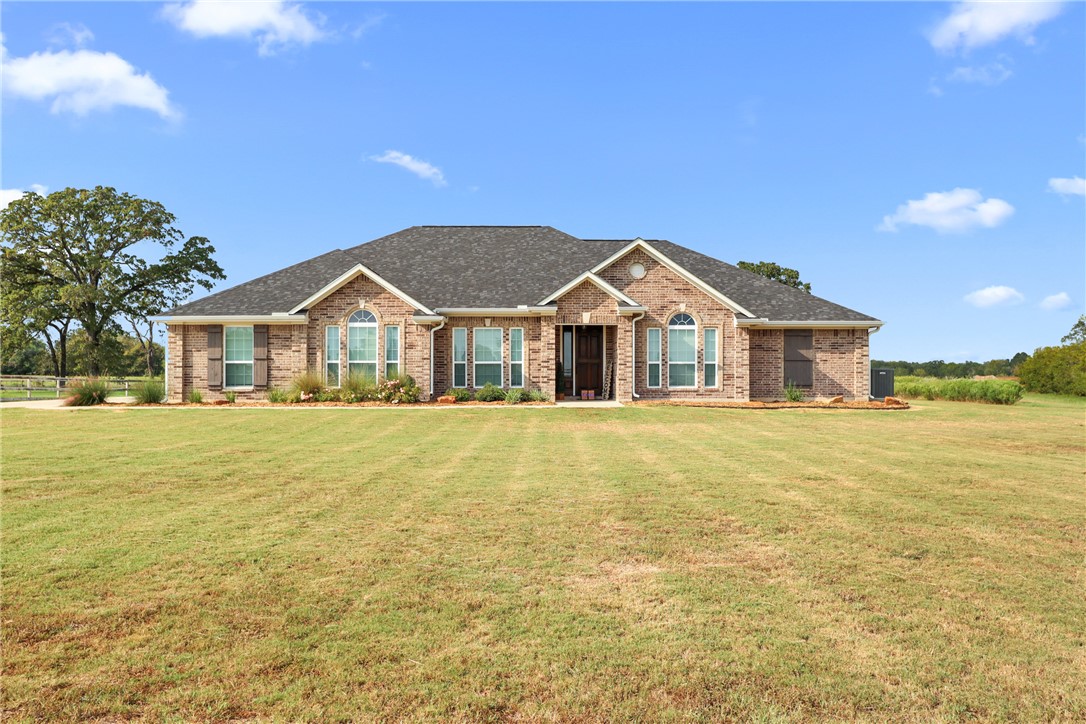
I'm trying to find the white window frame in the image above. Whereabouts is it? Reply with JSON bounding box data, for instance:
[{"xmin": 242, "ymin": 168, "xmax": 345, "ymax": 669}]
[
  {"xmin": 703, "ymin": 327, "xmax": 718, "ymax": 389},
  {"xmin": 384, "ymin": 324, "xmax": 401, "ymax": 379},
  {"xmin": 452, "ymin": 327, "xmax": 468, "ymax": 388},
  {"xmin": 224, "ymin": 325, "xmax": 254, "ymax": 389},
  {"xmin": 646, "ymin": 327, "xmax": 662, "ymax": 389},
  {"xmin": 509, "ymin": 327, "xmax": 525, "ymax": 388},
  {"xmin": 325, "ymin": 325, "xmax": 341, "ymax": 387},
  {"xmin": 667, "ymin": 313, "xmax": 698, "ymax": 390},
  {"xmin": 473, "ymin": 327, "xmax": 503, "ymax": 388},
  {"xmin": 347, "ymin": 309, "xmax": 379, "ymax": 383}
]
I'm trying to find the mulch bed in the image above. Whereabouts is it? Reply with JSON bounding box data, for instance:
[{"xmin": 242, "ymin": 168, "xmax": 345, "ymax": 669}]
[
  {"xmin": 630, "ymin": 399, "xmax": 910, "ymax": 410},
  {"xmin": 150, "ymin": 400, "xmax": 555, "ymax": 408}
]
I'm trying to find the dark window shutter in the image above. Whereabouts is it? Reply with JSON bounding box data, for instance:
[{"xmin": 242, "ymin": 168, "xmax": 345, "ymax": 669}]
[
  {"xmin": 253, "ymin": 325, "xmax": 269, "ymax": 388},
  {"xmin": 207, "ymin": 325, "xmax": 223, "ymax": 389},
  {"xmin": 783, "ymin": 330, "xmax": 813, "ymax": 387}
]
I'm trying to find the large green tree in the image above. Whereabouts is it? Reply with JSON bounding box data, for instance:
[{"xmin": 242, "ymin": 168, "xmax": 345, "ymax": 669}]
[
  {"xmin": 736, "ymin": 260, "xmax": 812, "ymax": 293},
  {"xmin": 1062, "ymin": 315, "xmax": 1086, "ymax": 345},
  {"xmin": 1, "ymin": 186, "xmax": 224, "ymax": 376}
]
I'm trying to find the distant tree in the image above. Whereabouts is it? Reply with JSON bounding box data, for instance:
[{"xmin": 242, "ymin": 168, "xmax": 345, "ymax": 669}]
[
  {"xmin": 1, "ymin": 237, "xmax": 75, "ymax": 376},
  {"xmin": 737, "ymin": 261, "xmax": 812, "ymax": 293},
  {"xmin": 1017, "ymin": 342, "xmax": 1086, "ymax": 396},
  {"xmin": 1010, "ymin": 351, "xmax": 1030, "ymax": 369},
  {"xmin": 1, "ymin": 337, "xmax": 52, "ymax": 375},
  {"xmin": 0, "ymin": 187, "xmax": 224, "ymax": 376},
  {"xmin": 1062, "ymin": 315, "xmax": 1086, "ymax": 345}
]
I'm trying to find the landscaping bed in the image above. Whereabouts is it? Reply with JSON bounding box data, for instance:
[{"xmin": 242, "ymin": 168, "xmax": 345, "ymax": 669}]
[{"xmin": 631, "ymin": 398, "xmax": 909, "ymax": 410}]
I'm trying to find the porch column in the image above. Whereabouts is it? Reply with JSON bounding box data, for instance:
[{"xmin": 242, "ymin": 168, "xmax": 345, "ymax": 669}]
[
  {"xmin": 166, "ymin": 324, "xmax": 185, "ymax": 403},
  {"xmin": 733, "ymin": 325, "xmax": 750, "ymax": 401},
  {"xmin": 614, "ymin": 316, "xmax": 633, "ymax": 402},
  {"xmin": 539, "ymin": 317, "xmax": 557, "ymax": 398}
]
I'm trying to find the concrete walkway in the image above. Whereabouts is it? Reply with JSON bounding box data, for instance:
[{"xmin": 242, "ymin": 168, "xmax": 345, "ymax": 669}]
[
  {"xmin": 2, "ymin": 396, "xmax": 136, "ymax": 410},
  {"xmin": 554, "ymin": 400, "xmax": 623, "ymax": 408}
]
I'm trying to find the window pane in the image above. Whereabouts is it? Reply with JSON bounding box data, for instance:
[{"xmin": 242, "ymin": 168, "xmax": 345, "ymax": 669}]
[
  {"xmin": 453, "ymin": 328, "xmax": 467, "ymax": 362},
  {"xmin": 511, "ymin": 363, "xmax": 523, "ymax": 387},
  {"xmin": 648, "ymin": 363, "xmax": 660, "ymax": 388},
  {"xmin": 510, "ymin": 329, "xmax": 523, "ymax": 362},
  {"xmin": 474, "ymin": 329, "xmax": 501, "ymax": 363},
  {"xmin": 225, "ymin": 362, "xmax": 253, "ymax": 387},
  {"xmin": 385, "ymin": 363, "xmax": 399, "ymax": 378},
  {"xmin": 348, "ymin": 362, "xmax": 377, "ymax": 383},
  {"xmin": 669, "ymin": 363, "xmax": 696, "ymax": 387},
  {"xmin": 563, "ymin": 329, "xmax": 573, "ymax": 377},
  {"xmin": 385, "ymin": 326, "xmax": 399, "ymax": 363},
  {"xmin": 326, "ymin": 362, "xmax": 340, "ymax": 387},
  {"xmin": 704, "ymin": 329, "xmax": 717, "ymax": 364},
  {"xmin": 647, "ymin": 328, "xmax": 661, "ymax": 363},
  {"xmin": 225, "ymin": 327, "xmax": 253, "ymax": 362},
  {"xmin": 704, "ymin": 364, "xmax": 717, "ymax": 389},
  {"xmin": 349, "ymin": 309, "xmax": 376, "ymax": 324},
  {"xmin": 475, "ymin": 363, "xmax": 502, "ymax": 387},
  {"xmin": 326, "ymin": 327, "xmax": 340, "ymax": 362},
  {"xmin": 349, "ymin": 326, "xmax": 377, "ymax": 362},
  {"xmin": 669, "ymin": 328, "xmax": 696, "ymax": 363},
  {"xmin": 454, "ymin": 364, "xmax": 466, "ymax": 388}
]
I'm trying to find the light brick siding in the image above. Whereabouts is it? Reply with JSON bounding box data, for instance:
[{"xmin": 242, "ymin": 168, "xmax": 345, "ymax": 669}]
[
  {"xmin": 432, "ymin": 317, "xmax": 555, "ymax": 395},
  {"xmin": 598, "ymin": 249, "xmax": 744, "ymax": 401},
  {"xmin": 555, "ymin": 281, "xmax": 619, "ymax": 325},
  {"xmin": 747, "ymin": 328, "xmax": 870, "ymax": 400}
]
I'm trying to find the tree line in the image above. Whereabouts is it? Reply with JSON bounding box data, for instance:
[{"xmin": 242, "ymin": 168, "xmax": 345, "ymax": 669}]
[
  {"xmin": 1, "ymin": 187, "xmax": 223, "ymax": 378},
  {"xmin": 871, "ymin": 353, "xmax": 1029, "ymax": 379}
]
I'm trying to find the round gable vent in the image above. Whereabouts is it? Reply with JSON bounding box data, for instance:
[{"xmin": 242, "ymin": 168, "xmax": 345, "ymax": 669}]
[{"xmin": 628, "ymin": 262, "xmax": 646, "ymax": 280}]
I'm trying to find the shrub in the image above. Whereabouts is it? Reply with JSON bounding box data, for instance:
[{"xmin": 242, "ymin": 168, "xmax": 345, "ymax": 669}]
[
  {"xmin": 378, "ymin": 374, "xmax": 420, "ymax": 404},
  {"xmin": 315, "ymin": 388, "xmax": 342, "ymax": 402},
  {"xmin": 527, "ymin": 388, "xmax": 550, "ymax": 403},
  {"xmin": 266, "ymin": 388, "xmax": 289, "ymax": 403},
  {"xmin": 223, "ymin": 390, "xmax": 237, "ymax": 404},
  {"xmin": 894, "ymin": 376, "xmax": 1023, "ymax": 405},
  {"xmin": 66, "ymin": 378, "xmax": 111, "ymax": 406},
  {"xmin": 290, "ymin": 370, "xmax": 324, "ymax": 402},
  {"xmin": 1016, "ymin": 342, "xmax": 1086, "ymax": 396},
  {"xmin": 133, "ymin": 379, "xmax": 165, "ymax": 405},
  {"xmin": 784, "ymin": 381, "xmax": 805, "ymax": 402},
  {"xmin": 475, "ymin": 382, "xmax": 505, "ymax": 402},
  {"xmin": 342, "ymin": 373, "xmax": 379, "ymax": 403},
  {"xmin": 504, "ymin": 388, "xmax": 526, "ymax": 405},
  {"xmin": 445, "ymin": 387, "xmax": 473, "ymax": 402},
  {"xmin": 187, "ymin": 389, "xmax": 203, "ymax": 404}
]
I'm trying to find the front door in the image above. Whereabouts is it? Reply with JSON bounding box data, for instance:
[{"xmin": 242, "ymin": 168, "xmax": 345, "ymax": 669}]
[{"xmin": 575, "ymin": 326, "xmax": 602, "ymax": 395}]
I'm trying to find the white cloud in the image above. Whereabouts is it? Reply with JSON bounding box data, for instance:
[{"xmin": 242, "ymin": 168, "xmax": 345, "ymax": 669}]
[
  {"xmin": 1048, "ymin": 176, "xmax": 1086, "ymax": 197},
  {"xmin": 371, "ymin": 150, "xmax": 447, "ymax": 187},
  {"xmin": 878, "ymin": 188, "xmax": 1014, "ymax": 234},
  {"xmin": 964, "ymin": 286, "xmax": 1025, "ymax": 308},
  {"xmin": 164, "ymin": 1, "xmax": 326, "ymax": 56},
  {"xmin": 0, "ymin": 184, "xmax": 48, "ymax": 211},
  {"xmin": 2, "ymin": 38, "xmax": 178, "ymax": 119},
  {"xmin": 47, "ymin": 22, "xmax": 94, "ymax": 49},
  {"xmin": 1040, "ymin": 292, "xmax": 1071, "ymax": 311},
  {"xmin": 946, "ymin": 60, "xmax": 1013, "ymax": 86},
  {"xmin": 929, "ymin": 1, "xmax": 1065, "ymax": 53}
]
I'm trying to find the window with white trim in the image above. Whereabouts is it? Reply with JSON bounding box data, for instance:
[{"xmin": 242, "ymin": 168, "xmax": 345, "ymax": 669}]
[
  {"xmin": 347, "ymin": 309, "xmax": 378, "ymax": 383},
  {"xmin": 668, "ymin": 313, "xmax": 697, "ymax": 388},
  {"xmin": 224, "ymin": 326, "xmax": 254, "ymax": 388},
  {"xmin": 509, "ymin": 328, "xmax": 524, "ymax": 388},
  {"xmin": 385, "ymin": 325, "xmax": 400, "ymax": 378},
  {"xmin": 325, "ymin": 326, "xmax": 340, "ymax": 387},
  {"xmin": 703, "ymin": 328, "xmax": 718, "ymax": 388},
  {"xmin": 647, "ymin": 327, "xmax": 661, "ymax": 388},
  {"xmin": 474, "ymin": 328, "xmax": 502, "ymax": 387},
  {"xmin": 452, "ymin": 328, "xmax": 467, "ymax": 388}
]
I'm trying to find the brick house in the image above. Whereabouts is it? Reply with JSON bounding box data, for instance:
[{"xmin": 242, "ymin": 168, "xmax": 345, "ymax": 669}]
[{"xmin": 160, "ymin": 226, "xmax": 882, "ymax": 403}]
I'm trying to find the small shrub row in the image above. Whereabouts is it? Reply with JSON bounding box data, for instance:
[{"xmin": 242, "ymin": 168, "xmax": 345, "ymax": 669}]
[
  {"xmin": 445, "ymin": 385, "xmax": 550, "ymax": 404},
  {"xmin": 893, "ymin": 376, "xmax": 1023, "ymax": 405},
  {"xmin": 269, "ymin": 372, "xmax": 422, "ymax": 404}
]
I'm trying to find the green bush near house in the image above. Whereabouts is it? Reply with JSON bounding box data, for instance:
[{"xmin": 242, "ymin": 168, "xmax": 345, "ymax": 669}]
[
  {"xmin": 64, "ymin": 379, "xmax": 111, "ymax": 406},
  {"xmin": 133, "ymin": 380, "xmax": 165, "ymax": 405},
  {"xmin": 445, "ymin": 388, "xmax": 473, "ymax": 402},
  {"xmin": 894, "ymin": 376, "xmax": 1024, "ymax": 404},
  {"xmin": 784, "ymin": 381, "xmax": 805, "ymax": 402},
  {"xmin": 527, "ymin": 389, "xmax": 550, "ymax": 403},
  {"xmin": 290, "ymin": 370, "xmax": 324, "ymax": 401},
  {"xmin": 265, "ymin": 388, "xmax": 289, "ymax": 403},
  {"xmin": 187, "ymin": 389, "xmax": 203, "ymax": 404},
  {"xmin": 504, "ymin": 388, "xmax": 526, "ymax": 405},
  {"xmin": 475, "ymin": 383, "xmax": 505, "ymax": 402},
  {"xmin": 223, "ymin": 391, "xmax": 237, "ymax": 404},
  {"xmin": 342, "ymin": 373, "xmax": 379, "ymax": 403},
  {"xmin": 378, "ymin": 374, "xmax": 420, "ymax": 404}
]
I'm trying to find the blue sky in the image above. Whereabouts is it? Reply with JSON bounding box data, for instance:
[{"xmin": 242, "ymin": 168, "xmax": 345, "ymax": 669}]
[{"xmin": 2, "ymin": 1, "xmax": 1083, "ymax": 361}]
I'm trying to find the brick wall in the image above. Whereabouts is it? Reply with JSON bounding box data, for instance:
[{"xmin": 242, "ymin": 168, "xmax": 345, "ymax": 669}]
[
  {"xmin": 748, "ymin": 329, "xmax": 783, "ymax": 399},
  {"xmin": 747, "ymin": 327, "xmax": 869, "ymax": 400},
  {"xmin": 431, "ymin": 317, "xmax": 555, "ymax": 396},
  {"xmin": 554, "ymin": 281, "xmax": 619, "ymax": 325}
]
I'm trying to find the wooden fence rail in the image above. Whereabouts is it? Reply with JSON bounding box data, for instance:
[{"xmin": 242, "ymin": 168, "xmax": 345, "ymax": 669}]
[{"xmin": 0, "ymin": 375, "xmax": 135, "ymax": 401}]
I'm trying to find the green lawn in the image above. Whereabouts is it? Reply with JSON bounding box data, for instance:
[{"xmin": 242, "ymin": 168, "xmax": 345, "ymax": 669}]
[{"xmin": 2, "ymin": 396, "xmax": 1083, "ymax": 721}]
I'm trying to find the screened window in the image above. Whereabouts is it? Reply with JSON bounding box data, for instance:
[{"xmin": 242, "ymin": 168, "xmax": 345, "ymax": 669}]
[
  {"xmin": 668, "ymin": 313, "xmax": 697, "ymax": 388},
  {"xmin": 510, "ymin": 328, "xmax": 524, "ymax": 388},
  {"xmin": 385, "ymin": 325, "xmax": 400, "ymax": 378},
  {"xmin": 224, "ymin": 326, "xmax": 254, "ymax": 388},
  {"xmin": 325, "ymin": 326, "xmax": 340, "ymax": 387},
  {"xmin": 784, "ymin": 330, "xmax": 813, "ymax": 388},
  {"xmin": 647, "ymin": 328, "xmax": 661, "ymax": 388},
  {"xmin": 347, "ymin": 309, "xmax": 378, "ymax": 383},
  {"xmin": 453, "ymin": 328, "xmax": 467, "ymax": 388},
  {"xmin": 704, "ymin": 328, "xmax": 718, "ymax": 389},
  {"xmin": 474, "ymin": 328, "xmax": 502, "ymax": 387}
]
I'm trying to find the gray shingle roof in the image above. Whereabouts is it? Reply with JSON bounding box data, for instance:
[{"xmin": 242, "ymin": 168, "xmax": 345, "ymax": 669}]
[{"xmin": 166, "ymin": 226, "xmax": 878, "ymax": 323}]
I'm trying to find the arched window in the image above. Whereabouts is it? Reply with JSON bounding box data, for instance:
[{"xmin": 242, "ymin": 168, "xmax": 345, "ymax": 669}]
[
  {"xmin": 668, "ymin": 313, "xmax": 697, "ymax": 388},
  {"xmin": 348, "ymin": 310, "xmax": 378, "ymax": 382}
]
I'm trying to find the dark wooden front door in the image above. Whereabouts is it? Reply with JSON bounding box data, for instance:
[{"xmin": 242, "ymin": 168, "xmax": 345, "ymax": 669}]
[{"xmin": 575, "ymin": 326, "xmax": 603, "ymax": 394}]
